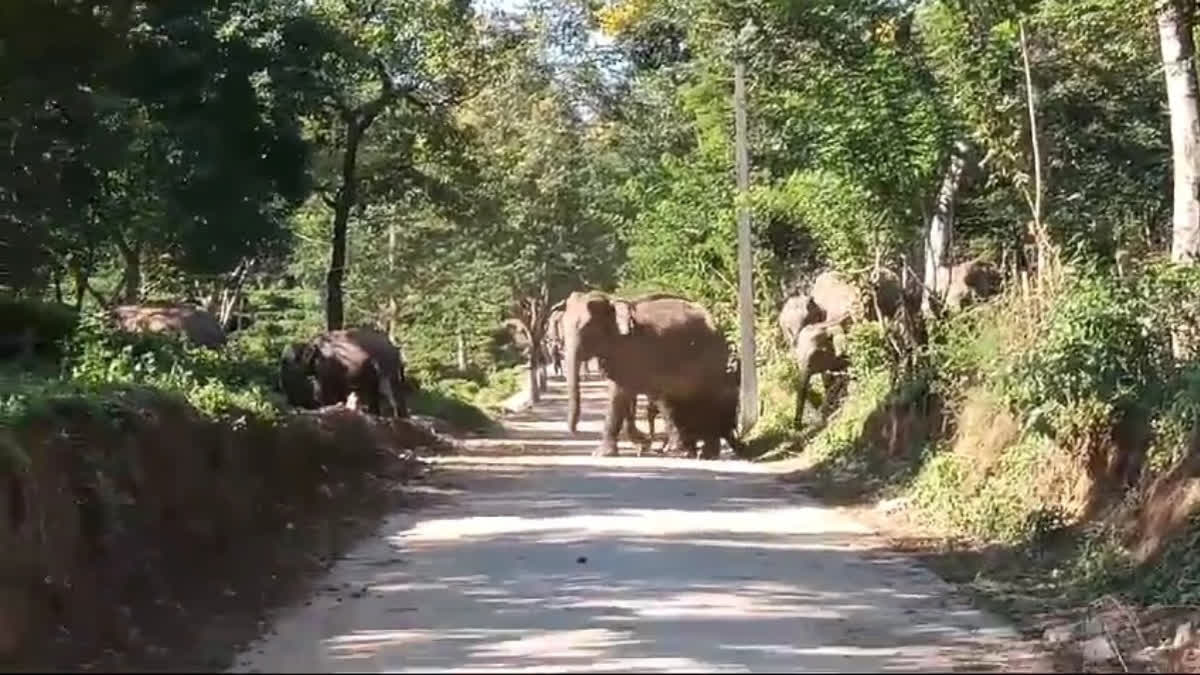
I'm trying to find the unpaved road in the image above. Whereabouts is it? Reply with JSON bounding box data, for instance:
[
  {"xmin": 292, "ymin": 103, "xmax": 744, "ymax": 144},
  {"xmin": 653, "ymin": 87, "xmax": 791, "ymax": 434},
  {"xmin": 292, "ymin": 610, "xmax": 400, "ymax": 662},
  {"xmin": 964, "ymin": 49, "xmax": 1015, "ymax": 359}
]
[{"xmin": 231, "ymin": 374, "xmax": 1049, "ymax": 673}]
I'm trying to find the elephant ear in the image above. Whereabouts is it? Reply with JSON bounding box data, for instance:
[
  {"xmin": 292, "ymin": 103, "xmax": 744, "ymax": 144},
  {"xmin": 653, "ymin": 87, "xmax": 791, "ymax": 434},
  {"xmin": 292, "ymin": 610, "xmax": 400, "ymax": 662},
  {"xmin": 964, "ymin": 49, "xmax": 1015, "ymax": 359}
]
[{"xmin": 612, "ymin": 300, "xmax": 634, "ymax": 336}]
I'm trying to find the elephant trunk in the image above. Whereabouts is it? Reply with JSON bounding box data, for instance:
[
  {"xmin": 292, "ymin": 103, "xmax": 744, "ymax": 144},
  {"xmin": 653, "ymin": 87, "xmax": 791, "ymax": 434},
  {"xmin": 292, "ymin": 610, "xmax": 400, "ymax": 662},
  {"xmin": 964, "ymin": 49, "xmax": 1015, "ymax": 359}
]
[
  {"xmin": 566, "ymin": 339, "xmax": 582, "ymax": 433},
  {"xmin": 794, "ymin": 368, "xmax": 811, "ymax": 430}
]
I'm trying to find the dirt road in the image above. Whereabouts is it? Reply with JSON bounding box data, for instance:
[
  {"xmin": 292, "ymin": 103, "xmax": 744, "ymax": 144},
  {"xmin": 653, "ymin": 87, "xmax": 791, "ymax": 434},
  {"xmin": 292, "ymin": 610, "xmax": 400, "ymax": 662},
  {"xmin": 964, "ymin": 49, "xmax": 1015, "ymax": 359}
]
[{"xmin": 230, "ymin": 374, "xmax": 1049, "ymax": 672}]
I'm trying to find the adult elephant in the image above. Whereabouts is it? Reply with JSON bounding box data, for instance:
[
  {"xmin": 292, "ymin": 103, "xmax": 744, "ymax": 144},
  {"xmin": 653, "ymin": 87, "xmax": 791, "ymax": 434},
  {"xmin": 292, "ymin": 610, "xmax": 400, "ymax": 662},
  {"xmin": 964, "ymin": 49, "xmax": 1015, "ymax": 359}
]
[
  {"xmin": 809, "ymin": 268, "xmax": 907, "ymax": 326},
  {"xmin": 279, "ymin": 327, "xmax": 409, "ymax": 418},
  {"xmin": 562, "ymin": 290, "xmax": 730, "ymax": 457},
  {"xmin": 111, "ymin": 302, "xmax": 227, "ymax": 348}
]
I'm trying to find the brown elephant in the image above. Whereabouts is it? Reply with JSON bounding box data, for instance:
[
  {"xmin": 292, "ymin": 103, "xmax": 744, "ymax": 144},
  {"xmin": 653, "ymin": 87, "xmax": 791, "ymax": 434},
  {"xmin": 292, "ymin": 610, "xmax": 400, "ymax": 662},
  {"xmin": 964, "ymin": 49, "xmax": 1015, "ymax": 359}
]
[
  {"xmin": 778, "ymin": 293, "xmax": 822, "ymax": 349},
  {"xmin": 791, "ymin": 318, "xmax": 850, "ymax": 428},
  {"xmin": 809, "ymin": 269, "xmax": 907, "ymax": 326},
  {"xmin": 562, "ymin": 290, "xmax": 731, "ymax": 457},
  {"xmin": 279, "ymin": 327, "xmax": 408, "ymax": 418},
  {"xmin": 934, "ymin": 259, "xmax": 1002, "ymax": 312},
  {"xmin": 111, "ymin": 302, "xmax": 227, "ymax": 348}
]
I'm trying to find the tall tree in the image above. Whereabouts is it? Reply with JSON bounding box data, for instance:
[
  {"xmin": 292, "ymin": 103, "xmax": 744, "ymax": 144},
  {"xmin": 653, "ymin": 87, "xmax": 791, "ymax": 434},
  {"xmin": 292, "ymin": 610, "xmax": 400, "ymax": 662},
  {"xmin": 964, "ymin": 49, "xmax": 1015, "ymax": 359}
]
[
  {"xmin": 273, "ymin": 0, "xmax": 479, "ymax": 330},
  {"xmin": 1156, "ymin": 0, "xmax": 1200, "ymax": 265}
]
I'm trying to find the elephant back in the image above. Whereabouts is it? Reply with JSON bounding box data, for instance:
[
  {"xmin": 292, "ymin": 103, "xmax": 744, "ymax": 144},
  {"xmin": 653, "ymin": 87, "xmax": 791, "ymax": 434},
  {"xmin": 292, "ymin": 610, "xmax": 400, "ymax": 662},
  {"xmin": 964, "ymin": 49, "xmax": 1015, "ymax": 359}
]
[
  {"xmin": 111, "ymin": 302, "xmax": 227, "ymax": 348},
  {"xmin": 325, "ymin": 328, "xmax": 402, "ymax": 376},
  {"xmin": 778, "ymin": 294, "xmax": 821, "ymax": 347},
  {"xmin": 810, "ymin": 271, "xmax": 859, "ymax": 325}
]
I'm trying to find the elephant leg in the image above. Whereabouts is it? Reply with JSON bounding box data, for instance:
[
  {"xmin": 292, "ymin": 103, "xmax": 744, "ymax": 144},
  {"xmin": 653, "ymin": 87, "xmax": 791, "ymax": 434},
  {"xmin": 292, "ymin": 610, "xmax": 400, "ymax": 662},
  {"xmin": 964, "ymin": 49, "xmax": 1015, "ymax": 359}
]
[
  {"xmin": 724, "ymin": 431, "xmax": 750, "ymax": 459},
  {"xmin": 818, "ymin": 373, "xmax": 838, "ymax": 417},
  {"xmin": 595, "ymin": 381, "xmax": 629, "ymax": 457},
  {"xmin": 794, "ymin": 371, "xmax": 811, "ymax": 429},
  {"xmin": 624, "ymin": 396, "xmax": 650, "ymax": 448},
  {"xmin": 699, "ymin": 436, "xmax": 720, "ymax": 460},
  {"xmin": 378, "ymin": 371, "xmax": 401, "ymax": 418}
]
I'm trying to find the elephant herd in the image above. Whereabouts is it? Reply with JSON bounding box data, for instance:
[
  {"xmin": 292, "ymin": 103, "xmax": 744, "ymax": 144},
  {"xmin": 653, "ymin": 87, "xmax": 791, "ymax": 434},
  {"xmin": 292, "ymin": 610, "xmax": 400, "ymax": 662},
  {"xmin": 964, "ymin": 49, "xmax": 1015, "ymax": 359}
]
[
  {"xmin": 778, "ymin": 259, "xmax": 1001, "ymax": 427},
  {"xmin": 105, "ymin": 257, "xmax": 1003, "ymax": 456}
]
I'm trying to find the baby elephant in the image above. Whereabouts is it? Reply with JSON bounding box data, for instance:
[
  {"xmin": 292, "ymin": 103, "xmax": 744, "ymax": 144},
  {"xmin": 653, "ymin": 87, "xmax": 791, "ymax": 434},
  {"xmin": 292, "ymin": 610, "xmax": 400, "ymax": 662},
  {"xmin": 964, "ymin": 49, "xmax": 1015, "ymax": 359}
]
[{"xmin": 280, "ymin": 327, "xmax": 409, "ymax": 418}]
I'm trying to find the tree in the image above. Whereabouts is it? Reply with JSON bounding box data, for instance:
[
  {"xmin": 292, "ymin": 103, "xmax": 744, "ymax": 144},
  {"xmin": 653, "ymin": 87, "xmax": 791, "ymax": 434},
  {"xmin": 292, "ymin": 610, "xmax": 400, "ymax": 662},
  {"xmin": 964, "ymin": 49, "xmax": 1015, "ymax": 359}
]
[
  {"xmin": 1156, "ymin": 0, "xmax": 1200, "ymax": 265},
  {"xmin": 271, "ymin": 0, "xmax": 480, "ymax": 330},
  {"xmin": 1, "ymin": 0, "xmax": 313, "ymax": 305}
]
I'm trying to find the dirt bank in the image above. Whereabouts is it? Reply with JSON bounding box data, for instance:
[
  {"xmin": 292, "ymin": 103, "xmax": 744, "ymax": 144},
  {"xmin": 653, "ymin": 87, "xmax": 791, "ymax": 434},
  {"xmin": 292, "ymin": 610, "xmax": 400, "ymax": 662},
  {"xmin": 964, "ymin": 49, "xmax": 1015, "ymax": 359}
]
[{"xmin": 0, "ymin": 391, "xmax": 457, "ymax": 671}]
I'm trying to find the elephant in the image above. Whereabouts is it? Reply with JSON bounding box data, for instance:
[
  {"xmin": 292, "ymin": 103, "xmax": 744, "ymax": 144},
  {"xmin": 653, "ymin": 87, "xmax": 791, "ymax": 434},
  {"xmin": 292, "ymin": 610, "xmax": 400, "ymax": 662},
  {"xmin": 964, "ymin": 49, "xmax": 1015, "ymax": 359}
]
[
  {"xmin": 660, "ymin": 374, "xmax": 747, "ymax": 460},
  {"xmin": 934, "ymin": 259, "xmax": 1002, "ymax": 312},
  {"xmin": 111, "ymin": 302, "xmax": 227, "ymax": 348},
  {"xmin": 809, "ymin": 268, "xmax": 907, "ymax": 326},
  {"xmin": 778, "ymin": 293, "xmax": 822, "ymax": 349},
  {"xmin": 279, "ymin": 327, "xmax": 409, "ymax": 418},
  {"xmin": 562, "ymin": 290, "xmax": 731, "ymax": 457},
  {"xmin": 791, "ymin": 318, "xmax": 850, "ymax": 428}
]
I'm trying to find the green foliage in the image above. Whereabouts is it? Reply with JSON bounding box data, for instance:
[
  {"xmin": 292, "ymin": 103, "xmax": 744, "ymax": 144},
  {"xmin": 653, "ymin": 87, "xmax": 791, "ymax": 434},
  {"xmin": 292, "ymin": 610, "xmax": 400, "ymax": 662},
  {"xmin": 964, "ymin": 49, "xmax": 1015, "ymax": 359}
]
[
  {"xmin": 66, "ymin": 313, "xmax": 283, "ymax": 420},
  {"xmin": 999, "ymin": 273, "xmax": 1165, "ymax": 438},
  {"xmin": 909, "ymin": 433, "xmax": 1059, "ymax": 543}
]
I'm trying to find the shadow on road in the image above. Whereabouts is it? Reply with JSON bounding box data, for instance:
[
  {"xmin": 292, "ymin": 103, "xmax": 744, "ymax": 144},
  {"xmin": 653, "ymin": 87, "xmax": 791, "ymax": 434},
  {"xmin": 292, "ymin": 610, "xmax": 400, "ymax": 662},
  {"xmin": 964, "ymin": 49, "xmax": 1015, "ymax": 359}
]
[{"xmin": 230, "ymin": 368, "xmax": 1051, "ymax": 673}]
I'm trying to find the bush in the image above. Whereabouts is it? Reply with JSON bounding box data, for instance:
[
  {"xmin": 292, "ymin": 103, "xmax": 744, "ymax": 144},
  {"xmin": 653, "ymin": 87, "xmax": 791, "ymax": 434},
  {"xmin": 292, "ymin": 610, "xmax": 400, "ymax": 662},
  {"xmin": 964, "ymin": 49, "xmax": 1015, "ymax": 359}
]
[{"xmin": 999, "ymin": 272, "xmax": 1165, "ymax": 439}]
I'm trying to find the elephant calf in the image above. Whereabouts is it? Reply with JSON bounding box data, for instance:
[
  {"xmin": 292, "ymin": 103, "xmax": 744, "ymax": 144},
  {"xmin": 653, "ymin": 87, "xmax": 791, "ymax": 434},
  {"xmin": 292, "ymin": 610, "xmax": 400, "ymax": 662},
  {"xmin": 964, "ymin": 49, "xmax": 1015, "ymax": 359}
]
[{"xmin": 280, "ymin": 328, "xmax": 409, "ymax": 418}]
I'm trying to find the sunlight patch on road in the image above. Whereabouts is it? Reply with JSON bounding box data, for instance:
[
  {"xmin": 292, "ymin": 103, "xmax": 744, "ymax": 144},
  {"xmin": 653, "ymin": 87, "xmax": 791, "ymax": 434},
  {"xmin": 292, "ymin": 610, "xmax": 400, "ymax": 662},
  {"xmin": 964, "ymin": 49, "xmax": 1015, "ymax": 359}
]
[{"xmin": 388, "ymin": 505, "xmax": 870, "ymax": 548}]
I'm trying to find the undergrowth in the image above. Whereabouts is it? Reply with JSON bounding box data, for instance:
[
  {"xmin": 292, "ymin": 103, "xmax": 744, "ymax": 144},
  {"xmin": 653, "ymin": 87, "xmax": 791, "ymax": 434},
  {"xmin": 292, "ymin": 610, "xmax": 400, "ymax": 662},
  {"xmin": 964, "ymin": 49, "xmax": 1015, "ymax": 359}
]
[
  {"xmin": 3, "ymin": 309, "xmax": 520, "ymax": 438},
  {"xmin": 769, "ymin": 260, "xmax": 1200, "ymax": 615}
]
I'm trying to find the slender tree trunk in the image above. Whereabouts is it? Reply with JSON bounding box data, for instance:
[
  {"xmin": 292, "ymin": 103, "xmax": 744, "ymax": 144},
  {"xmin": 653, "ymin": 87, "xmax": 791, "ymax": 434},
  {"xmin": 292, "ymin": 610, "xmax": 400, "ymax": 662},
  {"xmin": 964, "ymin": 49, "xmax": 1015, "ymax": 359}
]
[
  {"xmin": 733, "ymin": 59, "xmax": 759, "ymax": 434},
  {"xmin": 922, "ymin": 141, "xmax": 969, "ymax": 316},
  {"xmin": 1159, "ymin": 0, "xmax": 1200, "ymax": 263},
  {"xmin": 117, "ymin": 240, "xmax": 140, "ymax": 304},
  {"xmin": 456, "ymin": 326, "xmax": 467, "ymax": 371},
  {"xmin": 387, "ymin": 220, "xmax": 398, "ymax": 342},
  {"xmin": 1157, "ymin": 0, "xmax": 1200, "ymax": 358},
  {"xmin": 326, "ymin": 122, "xmax": 364, "ymax": 331},
  {"xmin": 1019, "ymin": 20, "xmax": 1048, "ymax": 290}
]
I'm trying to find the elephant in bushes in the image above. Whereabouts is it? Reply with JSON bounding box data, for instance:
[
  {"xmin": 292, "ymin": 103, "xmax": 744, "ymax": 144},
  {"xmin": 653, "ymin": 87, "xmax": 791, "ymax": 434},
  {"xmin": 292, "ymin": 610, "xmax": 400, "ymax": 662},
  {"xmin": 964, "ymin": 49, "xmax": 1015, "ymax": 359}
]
[
  {"xmin": 111, "ymin": 302, "xmax": 227, "ymax": 348},
  {"xmin": 935, "ymin": 259, "xmax": 1002, "ymax": 312},
  {"xmin": 791, "ymin": 319, "xmax": 850, "ymax": 428},
  {"xmin": 809, "ymin": 269, "xmax": 908, "ymax": 326},
  {"xmin": 562, "ymin": 290, "xmax": 731, "ymax": 457},
  {"xmin": 280, "ymin": 328, "xmax": 409, "ymax": 418}
]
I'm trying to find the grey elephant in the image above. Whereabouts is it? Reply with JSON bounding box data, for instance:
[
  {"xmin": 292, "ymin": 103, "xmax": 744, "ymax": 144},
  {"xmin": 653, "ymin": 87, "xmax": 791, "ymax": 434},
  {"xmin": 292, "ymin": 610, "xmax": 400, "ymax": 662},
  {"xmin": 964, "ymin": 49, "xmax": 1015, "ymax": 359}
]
[
  {"xmin": 659, "ymin": 368, "xmax": 747, "ymax": 460},
  {"xmin": 934, "ymin": 259, "xmax": 1001, "ymax": 312},
  {"xmin": 808, "ymin": 268, "xmax": 908, "ymax": 326},
  {"xmin": 111, "ymin": 302, "xmax": 227, "ymax": 348},
  {"xmin": 790, "ymin": 318, "xmax": 850, "ymax": 428},
  {"xmin": 279, "ymin": 327, "xmax": 409, "ymax": 418},
  {"xmin": 562, "ymin": 290, "xmax": 730, "ymax": 457}
]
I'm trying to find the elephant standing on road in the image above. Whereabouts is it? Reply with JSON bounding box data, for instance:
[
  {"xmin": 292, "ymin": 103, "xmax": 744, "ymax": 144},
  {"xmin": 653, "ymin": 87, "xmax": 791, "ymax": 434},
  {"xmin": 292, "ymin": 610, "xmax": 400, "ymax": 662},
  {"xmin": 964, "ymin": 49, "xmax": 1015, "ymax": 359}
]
[
  {"xmin": 279, "ymin": 327, "xmax": 409, "ymax": 418},
  {"xmin": 562, "ymin": 290, "xmax": 731, "ymax": 457}
]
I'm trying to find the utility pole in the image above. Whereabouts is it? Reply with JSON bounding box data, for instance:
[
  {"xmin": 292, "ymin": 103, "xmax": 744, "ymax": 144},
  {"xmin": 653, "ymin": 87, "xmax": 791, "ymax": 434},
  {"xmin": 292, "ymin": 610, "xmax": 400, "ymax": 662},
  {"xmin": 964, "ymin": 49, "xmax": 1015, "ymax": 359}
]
[{"xmin": 733, "ymin": 25, "xmax": 759, "ymax": 434}]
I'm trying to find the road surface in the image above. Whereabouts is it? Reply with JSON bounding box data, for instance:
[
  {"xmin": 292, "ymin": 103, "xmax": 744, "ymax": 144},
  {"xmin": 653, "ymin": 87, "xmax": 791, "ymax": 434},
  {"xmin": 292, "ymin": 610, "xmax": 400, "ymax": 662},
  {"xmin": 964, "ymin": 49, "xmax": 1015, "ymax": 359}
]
[{"xmin": 231, "ymin": 373, "xmax": 1048, "ymax": 673}]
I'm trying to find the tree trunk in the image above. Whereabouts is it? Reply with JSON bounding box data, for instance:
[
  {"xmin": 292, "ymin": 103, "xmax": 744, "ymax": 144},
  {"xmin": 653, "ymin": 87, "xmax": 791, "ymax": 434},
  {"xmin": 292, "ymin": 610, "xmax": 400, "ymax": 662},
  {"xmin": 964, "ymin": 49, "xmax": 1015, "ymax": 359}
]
[
  {"xmin": 1160, "ymin": 0, "xmax": 1200, "ymax": 264},
  {"xmin": 733, "ymin": 58, "xmax": 759, "ymax": 434},
  {"xmin": 1157, "ymin": 0, "xmax": 1200, "ymax": 358},
  {"xmin": 1019, "ymin": 20, "xmax": 1049, "ymax": 290},
  {"xmin": 118, "ymin": 240, "xmax": 140, "ymax": 304},
  {"xmin": 326, "ymin": 122, "xmax": 365, "ymax": 331},
  {"xmin": 456, "ymin": 326, "xmax": 467, "ymax": 371},
  {"xmin": 387, "ymin": 221, "xmax": 398, "ymax": 342},
  {"xmin": 922, "ymin": 141, "xmax": 969, "ymax": 316}
]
